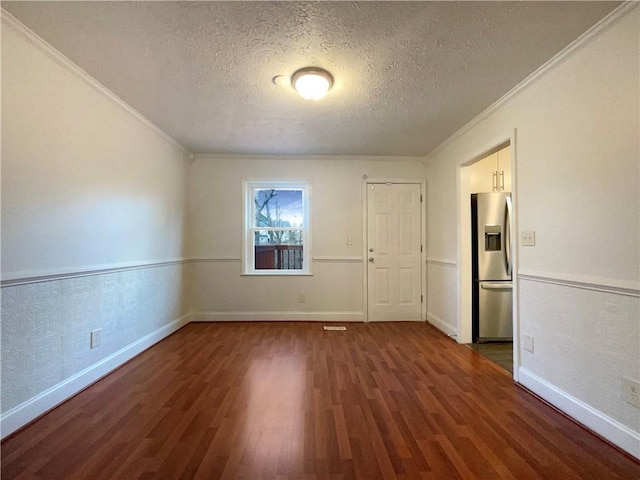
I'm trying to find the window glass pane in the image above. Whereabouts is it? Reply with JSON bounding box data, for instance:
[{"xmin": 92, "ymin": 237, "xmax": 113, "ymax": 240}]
[
  {"xmin": 245, "ymin": 181, "xmax": 309, "ymax": 275},
  {"xmin": 254, "ymin": 230, "xmax": 303, "ymax": 245},
  {"xmin": 254, "ymin": 230, "xmax": 304, "ymax": 270},
  {"xmin": 254, "ymin": 189, "xmax": 304, "ymax": 228}
]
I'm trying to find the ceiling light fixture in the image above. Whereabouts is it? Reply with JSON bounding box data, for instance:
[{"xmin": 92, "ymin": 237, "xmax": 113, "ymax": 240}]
[{"xmin": 291, "ymin": 67, "xmax": 333, "ymax": 100}]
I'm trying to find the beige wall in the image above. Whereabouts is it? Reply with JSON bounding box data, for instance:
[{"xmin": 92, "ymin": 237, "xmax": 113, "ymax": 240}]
[
  {"xmin": 188, "ymin": 155, "xmax": 427, "ymax": 320},
  {"xmin": 2, "ymin": 25, "xmax": 189, "ymax": 277},
  {"xmin": 1, "ymin": 19, "xmax": 190, "ymax": 435},
  {"xmin": 424, "ymin": 7, "xmax": 639, "ymax": 455}
]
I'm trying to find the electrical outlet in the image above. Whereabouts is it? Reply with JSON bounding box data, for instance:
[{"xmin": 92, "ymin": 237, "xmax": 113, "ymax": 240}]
[
  {"xmin": 521, "ymin": 231, "xmax": 536, "ymax": 246},
  {"xmin": 523, "ymin": 335, "xmax": 534, "ymax": 353},
  {"xmin": 90, "ymin": 329, "xmax": 102, "ymax": 349},
  {"xmin": 622, "ymin": 378, "xmax": 640, "ymax": 408},
  {"xmin": 298, "ymin": 293, "xmax": 306, "ymax": 303}
]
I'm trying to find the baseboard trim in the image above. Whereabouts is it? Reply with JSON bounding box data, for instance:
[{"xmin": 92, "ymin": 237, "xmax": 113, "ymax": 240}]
[
  {"xmin": 427, "ymin": 312, "xmax": 457, "ymax": 339},
  {"xmin": 190, "ymin": 311, "xmax": 365, "ymax": 322},
  {"xmin": 518, "ymin": 368, "xmax": 640, "ymax": 460},
  {"xmin": 0, "ymin": 313, "xmax": 191, "ymax": 440}
]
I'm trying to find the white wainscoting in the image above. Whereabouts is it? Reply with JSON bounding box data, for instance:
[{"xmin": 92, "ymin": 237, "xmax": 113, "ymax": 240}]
[
  {"xmin": 519, "ymin": 368, "xmax": 640, "ymax": 459},
  {"xmin": 426, "ymin": 258, "xmax": 458, "ymax": 337},
  {"xmin": 187, "ymin": 257, "xmax": 363, "ymax": 323},
  {"xmin": 1, "ymin": 261, "xmax": 188, "ymax": 439},
  {"xmin": 518, "ymin": 275, "xmax": 640, "ymax": 459},
  {"xmin": 1, "ymin": 314, "xmax": 189, "ymax": 438},
  {"xmin": 426, "ymin": 312, "xmax": 457, "ymax": 337},
  {"xmin": 188, "ymin": 256, "xmax": 365, "ymax": 319}
]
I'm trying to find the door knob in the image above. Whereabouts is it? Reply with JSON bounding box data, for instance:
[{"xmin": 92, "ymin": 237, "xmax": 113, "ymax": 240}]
[
  {"xmin": 369, "ymin": 247, "xmax": 374, "ymax": 252},
  {"xmin": 368, "ymin": 257, "xmax": 374, "ymax": 263}
]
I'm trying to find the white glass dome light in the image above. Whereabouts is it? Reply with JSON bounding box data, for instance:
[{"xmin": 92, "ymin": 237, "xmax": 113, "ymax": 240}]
[{"xmin": 291, "ymin": 67, "xmax": 333, "ymax": 100}]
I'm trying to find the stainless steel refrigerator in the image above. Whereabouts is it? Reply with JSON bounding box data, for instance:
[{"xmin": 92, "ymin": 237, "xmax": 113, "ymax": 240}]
[{"xmin": 471, "ymin": 192, "xmax": 513, "ymax": 342}]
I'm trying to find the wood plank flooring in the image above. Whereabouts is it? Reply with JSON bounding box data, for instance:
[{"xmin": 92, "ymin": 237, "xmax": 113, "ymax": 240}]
[{"xmin": 2, "ymin": 322, "xmax": 639, "ymax": 479}]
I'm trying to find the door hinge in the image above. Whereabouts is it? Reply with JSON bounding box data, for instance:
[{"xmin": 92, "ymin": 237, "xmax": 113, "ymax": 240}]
[
  {"xmin": 421, "ymin": 295, "xmax": 424, "ymax": 303},
  {"xmin": 420, "ymin": 194, "xmax": 423, "ymax": 203},
  {"xmin": 420, "ymin": 245, "xmax": 423, "ymax": 253}
]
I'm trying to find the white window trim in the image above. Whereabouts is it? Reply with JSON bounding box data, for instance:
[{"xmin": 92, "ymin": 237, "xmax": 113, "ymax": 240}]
[{"xmin": 242, "ymin": 180, "xmax": 312, "ymax": 275}]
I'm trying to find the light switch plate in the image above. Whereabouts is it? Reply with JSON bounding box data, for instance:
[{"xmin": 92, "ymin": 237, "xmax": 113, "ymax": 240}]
[{"xmin": 521, "ymin": 231, "xmax": 536, "ymax": 246}]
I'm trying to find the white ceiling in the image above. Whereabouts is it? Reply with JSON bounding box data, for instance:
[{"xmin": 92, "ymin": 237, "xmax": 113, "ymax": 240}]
[{"xmin": 3, "ymin": 1, "xmax": 620, "ymax": 157}]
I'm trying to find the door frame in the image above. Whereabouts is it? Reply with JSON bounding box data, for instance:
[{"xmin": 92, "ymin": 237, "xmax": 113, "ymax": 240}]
[
  {"xmin": 362, "ymin": 178, "xmax": 427, "ymax": 322},
  {"xmin": 457, "ymin": 129, "xmax": 520, "ymax": 381}
]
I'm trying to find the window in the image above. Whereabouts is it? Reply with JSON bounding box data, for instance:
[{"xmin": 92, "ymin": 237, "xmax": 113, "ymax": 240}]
[{"xmin": 243, "ymin": 181, "xmax": 311, "ymax": 275}]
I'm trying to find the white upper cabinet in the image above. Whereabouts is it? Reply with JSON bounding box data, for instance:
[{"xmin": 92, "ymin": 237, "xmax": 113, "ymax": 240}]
[
  {"xmin": 498, "ymin": 147, "xmax": 511, "ymax": 192},
  {"xmin": 469, "ymin": 146, "xmax": 511, "ymax": 193}
]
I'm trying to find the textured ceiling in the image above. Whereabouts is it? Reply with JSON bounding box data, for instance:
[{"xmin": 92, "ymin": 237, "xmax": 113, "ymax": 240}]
[{"xmin": 3, "ymin": 1, "xmax": 620, "ymax": 156}]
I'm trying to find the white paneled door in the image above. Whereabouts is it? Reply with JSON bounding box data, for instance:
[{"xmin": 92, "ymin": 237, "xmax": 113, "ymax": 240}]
[{"xmin": 367, "ymin": 183, "xmax": 422, "ymax": 321}]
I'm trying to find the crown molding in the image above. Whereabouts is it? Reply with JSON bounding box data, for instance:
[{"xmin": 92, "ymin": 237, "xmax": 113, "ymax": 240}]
[
  {"xmin": 192, "ymin": 153, "xmax": 425, "ymax": 163},
  {"xmin": 1, "ymin": 9, "xmax": 189, "ymax": 155},
  {"xmin": 423, "ymin": 2, "xmax": 639, "ymax": 164}
]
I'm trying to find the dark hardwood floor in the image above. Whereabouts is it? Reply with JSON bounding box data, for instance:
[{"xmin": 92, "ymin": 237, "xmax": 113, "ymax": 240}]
[{"xmin": 2, "ymin": 322, "xmax": 639, "ymax": 479}]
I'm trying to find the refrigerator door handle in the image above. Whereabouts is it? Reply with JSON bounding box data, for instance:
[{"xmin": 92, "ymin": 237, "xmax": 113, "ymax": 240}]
[
  {"xmin": 505, "ymin": 195, "xmax": 512, "ymax": 276},
  {"xmin": 481, "ymin": 282, "xmax": 513, "ymax": 290}
]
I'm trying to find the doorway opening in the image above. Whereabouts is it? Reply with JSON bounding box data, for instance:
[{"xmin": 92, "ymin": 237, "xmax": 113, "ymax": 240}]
[
  {"xmin": 458, "ymin": 141, "xmax": 518, "ymax": 378},
  {"xmin": 467, "ymin": 342, "xmax": 513, "ymax": 374}
]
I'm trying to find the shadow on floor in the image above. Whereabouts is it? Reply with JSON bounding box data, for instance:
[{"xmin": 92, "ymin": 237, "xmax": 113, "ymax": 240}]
[{"xmin": 467, "ymin": 342, "xmax": 513, "ymax": 374}]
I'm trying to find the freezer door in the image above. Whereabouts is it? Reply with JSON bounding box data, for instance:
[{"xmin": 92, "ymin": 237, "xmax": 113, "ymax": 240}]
[
  {"xmin": 478, "ymin": 281, "xmax": 513, "ymax": 340},
  {"xmin": 476, "ymin": 192, "xmax": 511, "ymax": 281}
]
